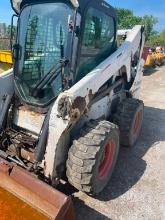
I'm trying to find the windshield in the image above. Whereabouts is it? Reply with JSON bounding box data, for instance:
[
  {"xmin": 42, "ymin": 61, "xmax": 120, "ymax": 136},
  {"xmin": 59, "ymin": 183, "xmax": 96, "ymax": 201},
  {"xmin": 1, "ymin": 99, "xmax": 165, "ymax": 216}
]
[{"xmin": 16, "ymin": 3, "xmax": 73, "ymax": 106}]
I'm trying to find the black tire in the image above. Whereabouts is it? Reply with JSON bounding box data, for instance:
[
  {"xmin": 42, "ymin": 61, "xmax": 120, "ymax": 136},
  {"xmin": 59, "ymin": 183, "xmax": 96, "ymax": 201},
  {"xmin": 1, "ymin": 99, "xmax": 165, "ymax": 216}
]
[
  {"xmin": 114, "ymin": 98, "xmax": 144, "ymax": 147},
  {"xmin": 66, "ymin": 120, "xmax": 119, "ymax": 195}
]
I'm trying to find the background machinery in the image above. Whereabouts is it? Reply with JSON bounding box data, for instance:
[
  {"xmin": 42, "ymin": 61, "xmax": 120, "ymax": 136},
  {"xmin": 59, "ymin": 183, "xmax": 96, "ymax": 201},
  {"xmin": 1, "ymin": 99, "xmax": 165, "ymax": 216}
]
[{"xmin": 0, "ymin": 0, "xmax": 145, "ymax": 219}]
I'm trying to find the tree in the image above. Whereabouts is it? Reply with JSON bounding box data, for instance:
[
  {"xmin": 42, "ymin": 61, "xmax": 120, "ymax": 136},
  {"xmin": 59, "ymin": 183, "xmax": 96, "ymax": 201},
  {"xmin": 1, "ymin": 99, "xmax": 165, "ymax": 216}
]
[
  {"xmin": 141, "ymin": 15, "xmax": 158, "ymax": 41},
  {"xmin": 146, "ymin": 31, "xmax": 165, "ymax": 46},
  {"xmin": 7, "ymin": 25, "xmax": 16, "ymax": 38},
  {"xmin": 116, "ymin": 8, "xmax": 158, "ymax": 41},
  {"xmin": 116, "ymin": 8, "xmax": 142, "ymax": 29}
]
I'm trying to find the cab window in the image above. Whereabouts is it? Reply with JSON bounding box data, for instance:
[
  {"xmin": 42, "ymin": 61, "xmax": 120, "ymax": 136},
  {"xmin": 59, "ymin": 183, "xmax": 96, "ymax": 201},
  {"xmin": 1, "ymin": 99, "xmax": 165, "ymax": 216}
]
[{"xmin": 76, "ymin": 7, "xmax": 115, "ymax": 81}]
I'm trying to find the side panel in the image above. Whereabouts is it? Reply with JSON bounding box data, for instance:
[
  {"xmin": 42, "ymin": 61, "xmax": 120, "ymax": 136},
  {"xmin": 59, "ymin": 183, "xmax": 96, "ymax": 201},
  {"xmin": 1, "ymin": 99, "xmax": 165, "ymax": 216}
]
[
  {"xmin": 130, "ymin": 29, "xmax": 145, "ymax": 98},
  {"xmin": 87, "ymin": 96, "xmax": 110, "ymax": 120},
  {"xmin": 44, "ymin": 25, "xmax": 145, "ymax": 179},
  {"xmin": 130, "ymin": 58, "xmax": 144, "ymax": 99}
]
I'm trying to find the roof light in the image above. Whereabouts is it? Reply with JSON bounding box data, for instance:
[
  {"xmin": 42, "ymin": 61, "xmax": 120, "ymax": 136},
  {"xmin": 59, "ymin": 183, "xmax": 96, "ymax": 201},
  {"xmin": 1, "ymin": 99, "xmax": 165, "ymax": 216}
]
[
  {"xmin": 70, "ymin": 0, "xmax": 79, "ymax": 8},
  {"xmin": 11, "ymin": 0, "xmax": 22, "ymax": 14}
]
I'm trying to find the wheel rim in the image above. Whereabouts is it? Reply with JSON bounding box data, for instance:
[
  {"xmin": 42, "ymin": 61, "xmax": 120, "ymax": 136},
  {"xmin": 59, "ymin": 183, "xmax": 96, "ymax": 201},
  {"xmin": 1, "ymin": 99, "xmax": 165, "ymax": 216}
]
[
  {"xmin": 98, "ymin": 140, "xmax": 115, "ymax": 179},
  {"xmin": 133, "ymin": 109, "xmax": 143, "ymax": 137}
]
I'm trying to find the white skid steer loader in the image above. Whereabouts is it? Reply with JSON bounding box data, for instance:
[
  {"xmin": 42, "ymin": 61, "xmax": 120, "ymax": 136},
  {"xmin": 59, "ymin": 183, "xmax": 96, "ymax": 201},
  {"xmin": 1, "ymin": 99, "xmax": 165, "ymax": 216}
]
[{"xmin": 0, "ymin": 0, "xmax": 145, "ymax": 218}]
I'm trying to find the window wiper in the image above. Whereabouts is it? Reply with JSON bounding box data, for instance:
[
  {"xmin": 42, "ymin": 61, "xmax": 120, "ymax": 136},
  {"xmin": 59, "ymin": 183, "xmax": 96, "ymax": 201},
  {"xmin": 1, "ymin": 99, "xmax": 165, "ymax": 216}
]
[
  {"xmin": 31, "ymin": 58, "xmax": 68, "ymax": 97},
  {"xmin": 31, "ymin": 24, "xmax": 68, "ymax": 98}
]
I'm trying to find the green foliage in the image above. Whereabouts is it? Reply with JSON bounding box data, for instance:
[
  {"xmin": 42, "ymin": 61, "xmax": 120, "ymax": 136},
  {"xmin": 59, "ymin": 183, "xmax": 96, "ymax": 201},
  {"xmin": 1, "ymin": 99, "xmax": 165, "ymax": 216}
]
[
  {"xmin": 0, "ymin": 39, "xmax": 10, "ymax": 50},
  {"xmin": 141, "ymin": 15, "xmax": 158, "ymax": 41},
  {"xmin": 0, "ymin": 23, "xmax": 16, "ymax": 50},
  {"xmin": 116, "ymin": 8, "xmax": 159, "ymax": 41},
  {"xmin": 7, "ymin": 25, "xmax": 17, "ymax": 38},
  {"xmin": 116, "ymin": 8, "xmax": 142, "ymax": 29},
  {"xmin": 146, "ymin": 31, "xmax": 165, "ymax": 46}
]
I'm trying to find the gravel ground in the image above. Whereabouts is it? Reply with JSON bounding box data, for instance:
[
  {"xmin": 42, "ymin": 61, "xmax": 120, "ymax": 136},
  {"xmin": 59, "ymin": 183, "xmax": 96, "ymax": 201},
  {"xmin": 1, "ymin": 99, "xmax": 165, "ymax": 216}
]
[{"xmin": 73, "ymin": 66, "xmax": 165, "ymax": 220}]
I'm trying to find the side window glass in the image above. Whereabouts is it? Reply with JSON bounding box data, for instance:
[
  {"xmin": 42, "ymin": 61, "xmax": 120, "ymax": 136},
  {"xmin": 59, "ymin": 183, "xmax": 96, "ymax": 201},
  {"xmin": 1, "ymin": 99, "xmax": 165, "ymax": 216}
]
[{"xmin": 77, "ymin": 8, "xmax": 115, "ymax": 81}]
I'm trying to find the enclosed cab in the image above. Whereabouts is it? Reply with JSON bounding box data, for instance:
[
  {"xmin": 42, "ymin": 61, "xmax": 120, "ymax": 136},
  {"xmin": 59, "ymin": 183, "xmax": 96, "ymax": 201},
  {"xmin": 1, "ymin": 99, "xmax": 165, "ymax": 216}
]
[{"xmin": 11, "ymin": 0, "xmax": 117, "ymax": 109}]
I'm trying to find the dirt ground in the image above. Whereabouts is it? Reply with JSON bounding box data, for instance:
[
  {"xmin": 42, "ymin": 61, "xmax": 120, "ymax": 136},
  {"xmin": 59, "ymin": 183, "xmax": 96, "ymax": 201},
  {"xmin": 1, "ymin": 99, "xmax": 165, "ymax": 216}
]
[{"xmin": 73, "ymin": 66, "xmax": 165, "ymax": 220}]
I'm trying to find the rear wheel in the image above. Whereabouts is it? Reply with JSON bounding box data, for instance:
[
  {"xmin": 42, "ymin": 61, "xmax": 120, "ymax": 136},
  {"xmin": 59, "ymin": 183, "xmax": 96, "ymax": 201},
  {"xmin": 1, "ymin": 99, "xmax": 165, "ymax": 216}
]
[
  {"xmin": 66, "ymin": 120, "xmax": 119, "ymax": 195},
  {"xmin": 114, "ymin": 98, "xmax": 144, "ymax": 147}
]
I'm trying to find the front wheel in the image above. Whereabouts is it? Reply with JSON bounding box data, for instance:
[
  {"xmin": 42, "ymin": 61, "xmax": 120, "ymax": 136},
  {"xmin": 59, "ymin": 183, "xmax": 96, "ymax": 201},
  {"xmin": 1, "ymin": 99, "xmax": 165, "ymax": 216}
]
[{"xmin": 66, "ymin": 120, "xmax": 119, "ymax": 195}]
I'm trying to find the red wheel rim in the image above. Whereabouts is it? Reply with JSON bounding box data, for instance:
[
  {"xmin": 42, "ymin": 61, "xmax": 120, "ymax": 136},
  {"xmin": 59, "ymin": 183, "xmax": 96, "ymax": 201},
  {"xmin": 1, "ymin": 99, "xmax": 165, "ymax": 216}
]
[
  {"xmin": 98, "ymin": 140, "xmax": 116, "ymax": 179},
  {"xmin": 133, "ymin": 109, "xmax": 143, "ymax": 136}
]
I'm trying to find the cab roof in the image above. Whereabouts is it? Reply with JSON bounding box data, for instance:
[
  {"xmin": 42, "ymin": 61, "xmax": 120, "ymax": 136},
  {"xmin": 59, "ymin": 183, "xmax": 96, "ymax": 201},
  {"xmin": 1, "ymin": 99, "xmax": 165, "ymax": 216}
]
[{"xmin": 11, "ymin": 0, "xmax": 116, "ymax": 19}]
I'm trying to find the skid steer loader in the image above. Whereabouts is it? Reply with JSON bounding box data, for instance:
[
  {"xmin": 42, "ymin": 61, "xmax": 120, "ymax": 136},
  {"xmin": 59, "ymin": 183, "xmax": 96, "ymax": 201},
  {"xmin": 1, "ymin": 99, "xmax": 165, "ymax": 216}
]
[{"xmin": 0, "ymin": 0, "xmax": 145, "ymax": 218}]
